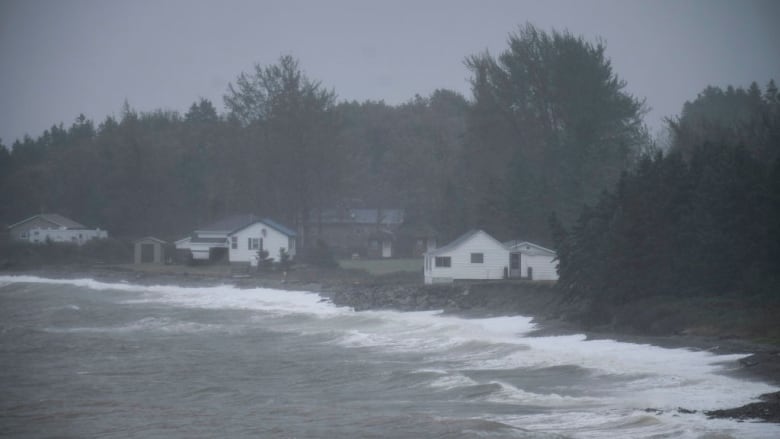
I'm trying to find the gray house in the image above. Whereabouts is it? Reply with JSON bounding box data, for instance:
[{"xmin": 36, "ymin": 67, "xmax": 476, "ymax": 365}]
[{"xmin": 307, "ymin": 208, "xmax": 406, "ymax": 258}]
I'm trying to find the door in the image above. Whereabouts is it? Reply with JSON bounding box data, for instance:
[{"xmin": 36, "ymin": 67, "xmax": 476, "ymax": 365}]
[
  {"xmin": 382, "ymin": 240, "xmax": 392, "ymax": 258},
  {"xmin": 141, "ymin": 243, "xmax": 155, "ymax": 263},
  {"xmin": 510, "ymin": 253, "xmax": 521, "ymax": 278}
]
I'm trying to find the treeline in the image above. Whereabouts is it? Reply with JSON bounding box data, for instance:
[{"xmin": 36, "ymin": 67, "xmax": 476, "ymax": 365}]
[
  {"xmin": 0, "ymin": 24, "xmax": 648, "ymax": 247},
  {"xmin": 553, "ymin": 81, "xmax": 780, "ymax": 319}
]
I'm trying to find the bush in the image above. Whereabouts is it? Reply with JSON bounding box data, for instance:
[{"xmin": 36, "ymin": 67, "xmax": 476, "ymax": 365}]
[
  {"xmin": 300, "ymin": 239, "xmax": 339, "ymax": 268},
  {"xmin": 0, "ymin": 237, "xmax": 132, "ymax": 268},
  {"xmin": 256, "ymin": 249, "xmax": 273, "ymax": 271},
  {"xmin": 80, "ymin": 238, "xmax": 133, "ymax": 264},
  {"xmin": 278, "ymin": 248, "xmax": 292, "ymax": 271}
]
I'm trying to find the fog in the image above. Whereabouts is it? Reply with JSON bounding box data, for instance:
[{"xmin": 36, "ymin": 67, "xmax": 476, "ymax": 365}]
[{"xmin": 1, "ymin": 0, "xmax": 778, "ymax": 143}]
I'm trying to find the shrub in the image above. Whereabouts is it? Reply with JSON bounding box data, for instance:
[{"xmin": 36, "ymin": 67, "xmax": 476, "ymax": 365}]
[
  {"xmin": 80, "ymin": 238, "xmax": 133, "ymax": 264},
  {"xmin": 0, "ymin": 237, "xmax": 132, "ymax": 268},
  {"xmin": 300, "ymin": 239, "xmax": 339, "ymax": 268},
  {"xmin": 278, "ymin": 248, "xmax": 292, "ymax": 271}
]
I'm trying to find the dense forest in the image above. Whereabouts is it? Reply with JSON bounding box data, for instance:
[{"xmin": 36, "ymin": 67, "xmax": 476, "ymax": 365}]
[
  {"xmin": 553, "ymin": 81, "xmax": 780, "ymax": 316},
  {"xmin": 0, "ymin": 25, "xmax": 647, "ymax": 248},
  {"xmin": 1, "ymin": 24, "xmax": 778, "ymax": 305}
]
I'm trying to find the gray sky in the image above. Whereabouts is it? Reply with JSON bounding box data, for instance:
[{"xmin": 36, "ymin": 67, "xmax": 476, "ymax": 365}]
[{"xmin": 1, "ymin": 0, "xmax": 778, "ymax": 145}]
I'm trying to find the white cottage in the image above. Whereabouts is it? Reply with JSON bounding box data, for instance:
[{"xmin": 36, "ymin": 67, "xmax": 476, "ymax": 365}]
[
  {"xmin": 176, "ymin": 214, "xmax": 296, "ymax": 265},
  {"xmin": 424, "ymin": 230, "xmax": 559, "ymax": 284},
  {"xmin": 8, "ymin": 213, "xmax": 108, "ymax": 245},
  {"xmin": 228, "ymin": 219, "xmax": 297, "ymax": 266},
  {"xmin": 424, "ymin": 230, "xmax": 509, "ymax": 284}
]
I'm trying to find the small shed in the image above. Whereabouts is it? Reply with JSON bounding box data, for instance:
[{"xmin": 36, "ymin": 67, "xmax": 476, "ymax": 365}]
[
  {"xmin": 504, "ymin": 240, "xmax": 559, "ymax": 281},
  {"xmin": 134, "ymin": 237, "xmax": 167, "ymax": 264}
]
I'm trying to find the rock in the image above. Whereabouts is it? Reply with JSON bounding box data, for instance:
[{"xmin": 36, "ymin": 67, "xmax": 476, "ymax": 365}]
[{"xmin": 706, "ymin": 391, "xmax": 780, "ymax": 422}]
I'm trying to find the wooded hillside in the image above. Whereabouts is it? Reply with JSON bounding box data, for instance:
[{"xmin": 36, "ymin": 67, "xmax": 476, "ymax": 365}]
[{"xmin": 0, "ymin": 25, "xmax": 648, "ymax": 248}]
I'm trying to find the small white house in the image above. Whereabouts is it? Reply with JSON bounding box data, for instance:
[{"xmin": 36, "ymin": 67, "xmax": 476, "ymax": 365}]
[
  {"xmin": 8, "ymin": 213, "xmax": 108, "ymax": 245},
  {"xmin": 424, "ymin": 230, "xmax": 509, "ymax": 284},
  {"xmin": 504, "ymin": 241, "xmax": 559, "ymax": 281},
  {"xmin": 176, "ymin": 214, "xmax": 296, "ymax": 265},
  {"xmin": 228, "ymin": 219, "xmax": 297, "ymax": 266},
  {"xmin": 424, "ymin": 230, "xmax": 559, "ymax": 284}
]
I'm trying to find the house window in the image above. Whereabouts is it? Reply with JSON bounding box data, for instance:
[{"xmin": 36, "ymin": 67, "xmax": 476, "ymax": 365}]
[
  {"xmin": 248, "ymin": 238, "xmax": 262, "ymax": 250},
  {"xmin": 471, "ymin": 253, "xmax": 484, "ymax": 263},
  {"xmin": 21, "ymin": 231, "xmax": 28, "ymax": 238},
  {"xmin": 435, "ymin": 256, "xmax": 451, "ymax": 267},
  {"xmin": 231, "ymin": 236, "xmax": 237, "ymax": 249}
]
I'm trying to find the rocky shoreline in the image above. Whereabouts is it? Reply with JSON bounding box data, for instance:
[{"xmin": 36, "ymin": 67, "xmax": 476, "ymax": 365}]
[{"xmin": 2, "ymin": 265, "xmax": 779, "ymax": 423}]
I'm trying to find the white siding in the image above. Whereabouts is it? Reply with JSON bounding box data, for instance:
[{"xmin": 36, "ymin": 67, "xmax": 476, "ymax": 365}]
[
  {"xmin": 26, "ymin": 227, "xmax": 107, "ymax": 245},
  {"xmin": 229, "ymin": 222, "xmax": 295, "ymax": 263},
  {"xmin": 424, "ymin": 231, "xmax": 508, "ymax": 284},
  {"xmin": 521, "ymin": 254, "xmax": 558, "ymax": 281},
  {"xmin": 189, "ymin": 242, "xmax": 216, "ymax": 260}
]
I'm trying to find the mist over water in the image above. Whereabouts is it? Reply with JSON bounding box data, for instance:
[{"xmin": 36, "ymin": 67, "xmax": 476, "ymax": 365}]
[{"xmin": 1, "ymin": 276, "xmax": 778, "ymax": 438}]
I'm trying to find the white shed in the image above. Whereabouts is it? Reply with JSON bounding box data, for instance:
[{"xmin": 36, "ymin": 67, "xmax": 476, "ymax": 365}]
[
  {"xmin": 505, "ymin": 241, "xmax": 559, "ymax": 281},
  {"xmin": 228, "ymin": 219, "xmax": 297, "ymax": 266},
  {"xmin": 423, "ymin": 230, "xmax": 509, "ymax": 284}
]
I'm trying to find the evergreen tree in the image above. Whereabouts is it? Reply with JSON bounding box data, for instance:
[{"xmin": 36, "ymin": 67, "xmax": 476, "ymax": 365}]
[{"xmin": 224, "ymin": 56, "xmax": 341, "ymax": 247}]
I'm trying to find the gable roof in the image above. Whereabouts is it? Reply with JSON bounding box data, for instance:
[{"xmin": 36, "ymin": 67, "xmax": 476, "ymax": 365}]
[
  {"xmin": 425, "ymin": 229, "xmax": 505, "ymax": 256},
  {"xmin": 229, "ymin": 218, "xmax": 297, "ymax": 237},
  {"xmin": 260, "ymin": 218, "xmax": 296, "ymax": 237},
  {"xmin": 134, "ymin": 236, "xmax": 167, "ymax": 244},
  {"xmin": 504, "ymin": 240, "xmax": 556, "ymax": 256},
  {"xmin": 196, "ymin": 214, "xmax": 261, "ymax": 233},
  {"xmin": 8, "ymin": 213, "xmax": 87, "ymax": 230}
]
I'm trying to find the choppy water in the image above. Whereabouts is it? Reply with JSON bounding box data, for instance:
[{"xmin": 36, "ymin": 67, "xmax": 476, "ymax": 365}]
[{"xmin": 0, "ymin": 276, "xmax": 778, "ymax": 438}]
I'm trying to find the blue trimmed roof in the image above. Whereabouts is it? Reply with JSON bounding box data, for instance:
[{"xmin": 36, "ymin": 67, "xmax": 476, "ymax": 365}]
[
  {"xmin": 196, "ymin": 214, "xmax": 260, "ymax": 232},
  {"xmin": 196, "ymin": 214, "xmax": 296, "ymax": 237},
  {"xmin": 259, "ymin": 218, "xmax": 296, "ymax": 237}
]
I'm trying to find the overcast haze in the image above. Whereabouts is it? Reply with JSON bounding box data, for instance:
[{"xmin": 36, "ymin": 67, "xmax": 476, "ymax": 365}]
[{"xmin": 1, "ymin": 0, "xmax": 778, "ymax": 145}]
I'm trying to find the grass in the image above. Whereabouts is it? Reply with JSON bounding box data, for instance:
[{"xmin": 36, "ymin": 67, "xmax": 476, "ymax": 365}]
[{"xmin": 338, "ymin": 258, "xmax": 423, "ymax": 275}]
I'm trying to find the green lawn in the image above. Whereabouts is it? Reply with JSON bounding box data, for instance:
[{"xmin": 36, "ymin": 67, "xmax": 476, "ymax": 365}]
[{"xmin": 338, "ymin": 258, "xmax": 423, "ymax": 275}]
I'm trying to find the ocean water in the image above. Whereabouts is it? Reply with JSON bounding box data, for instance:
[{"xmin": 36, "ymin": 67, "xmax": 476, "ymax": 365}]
[{"xmin": 0, "ymin": 276, "xmax": 778, "ymax": 438}]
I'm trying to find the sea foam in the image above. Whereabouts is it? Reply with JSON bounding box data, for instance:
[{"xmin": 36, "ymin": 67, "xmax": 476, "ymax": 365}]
[{"xmin": 3, "ymin": 274, "xmax": 779, "ymax": 434}]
